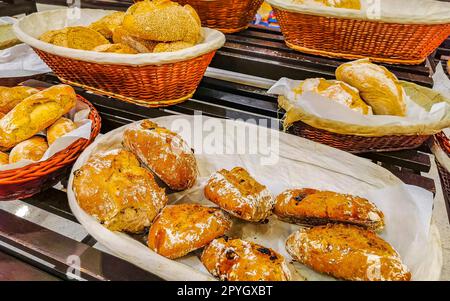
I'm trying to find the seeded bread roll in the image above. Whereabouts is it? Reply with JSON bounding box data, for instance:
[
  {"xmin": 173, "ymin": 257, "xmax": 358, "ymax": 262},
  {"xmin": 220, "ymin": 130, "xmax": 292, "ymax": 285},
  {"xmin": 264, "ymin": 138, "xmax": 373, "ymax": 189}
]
[
  {"xmin": 9, "ymin": 136, "xmax": 48, "ymax": 163},
  {"xmin": 204, "ymin": 167, "xmax": 274, "ymax": 222},
  {"xmin": 0, "ymin": 86, "xmax": 39, "ymax": 114},
  {"xmin": 0, "ymin": 151, "xmax": 9, "ymax": 165},
  {"xmin": 201, "ymin": 237, "xmax": 291, "ymax": 281},
  {"xmin": 148, "ymin": 204, "xmax": 232, "ymax": 259},
  {"xmin": 46, "ymin": 117, "xmax": 77, "ymax": 145}
]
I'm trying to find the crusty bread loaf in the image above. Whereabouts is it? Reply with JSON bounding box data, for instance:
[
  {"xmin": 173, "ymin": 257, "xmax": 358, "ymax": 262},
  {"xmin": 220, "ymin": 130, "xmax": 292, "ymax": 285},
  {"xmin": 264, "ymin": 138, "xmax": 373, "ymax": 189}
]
[
  {"xmin": 0, "ymin": 151, "xmax": 9, "ymax": 165},
  {"xmin": 274, "ymin": 188, "xmax": 385, "ymax": 231},
  {"xmin": 89, "ymin": 11, "xmax": 125, "ymax": 39},
  {"xmin": 73, "ymin": 149, "xmax": 168, "ymax": 233},
  {"xmin": 147, "ymin": 204, "xmax": 231, "ymax": 259},
  {"xmin": 123, "ymin": 120, "xmax": 198, "ymax": 191},
  {"xmin": 0, "ymin": 85, "xmax": 76, "ymax": 150},
  {"xmin": 0, "ymin": 86, "xmax": 39, "ymax": 114},
  {"xmin": 46, "ymin": 117, "xmax": 77, "ymax": 145},
  {"xmin": 204, "ymin": 167, "xmax": 274, "ymax": 222},
  {"xmin": 202, "ymin": 237, "xmax": 291, "ymax": 281},
  {"xmin": 9, "ymin": 136, "xmax": 48, "ymax": 163},
  {"xmin": 286, "ymin": 224, "xmax": 411, "ymax": 281}
]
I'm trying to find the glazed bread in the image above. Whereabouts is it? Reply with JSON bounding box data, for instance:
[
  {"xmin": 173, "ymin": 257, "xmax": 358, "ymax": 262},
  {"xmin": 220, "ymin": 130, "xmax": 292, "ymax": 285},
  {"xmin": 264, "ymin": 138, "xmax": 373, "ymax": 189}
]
[
  {"xmin": 147, "ymin": 204, "xmax": 232, "ymax": 259},
  {"xmin": 202, "ymin": 237, "xmax": 291, "ymax": 281},
  {"xmin": 122, "ymin": 0, "xmax": 202, "ymax": 43},
  {"xmin": 293, "ymin": 0, "xmax": 361, "ymax": 9},
  {"xmin": 73, "ymin": 149, "xmax": 168, "ymax": 233},
  {"xmin": 92, "ymin": 43, "xmax": 138, "ymax": 54},
  {"xmin": 9, "ymin": 136, "xmax": 48, "ymax": 163},
  {"xmin": 89, "ymin": 11, "xmax": 125, "ymax": 39},
  {"xmin": 0, "ymin": 86, "xmax": 39, "ymax": 114},
  {"xmin": 40, "ymin": 26, "xmax": 109, "ymax": 50},
  {"xmin": 0, "ymin": 151, "xmax": 9, "ymax": 165},
  {"xmin": 336, "ymin": 59, "xmax": 406, "ymax": 116},
  {"xmin": 46, "ymin": 117, "xmax": 77, "ymax": 145},
  {"xmin": 204, "ymin": 167, "xmax": 274, "ymax": 222},
  {"xmin": 123, "ymin": 120, "xmax": 198, "ymax": 191},
  {"xmin": 274, "ymin": 188, "xmax": 384, "ymax": 231},
  {"xmin": 293, "ymin": 78, "xmax": 372, "ymax": 115},
  {"xmin": 286, "ymin": 224, "xmax": 411, "ymax": 281},
  {"xmin": 0, "ymin": 85, "xmax": 76, "ymax": 150}
]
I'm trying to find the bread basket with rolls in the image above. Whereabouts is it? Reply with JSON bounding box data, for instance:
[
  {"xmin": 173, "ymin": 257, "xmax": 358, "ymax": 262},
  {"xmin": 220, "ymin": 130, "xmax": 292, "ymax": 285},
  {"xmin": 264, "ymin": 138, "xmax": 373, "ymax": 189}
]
[
  {"xmin": 13, "ymin": 2, "xmax": 225, "ymax": 107},
  {"xmin": 266, "ymin": 0, "xmax": 450, "ymax": 65},
  {"xmin": 269, "ymin": 59, "xmax": 450, "ymax": 153},
  {"xmin": 0, "ymin": 84, "xmax": 101, "ymax": 201}
]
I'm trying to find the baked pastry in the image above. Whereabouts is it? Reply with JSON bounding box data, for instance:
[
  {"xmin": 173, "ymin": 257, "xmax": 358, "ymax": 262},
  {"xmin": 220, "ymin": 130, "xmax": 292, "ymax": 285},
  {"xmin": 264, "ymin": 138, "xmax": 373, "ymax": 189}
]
[
  {"xmin": 293, "ymin": 0, "xmax": 361, "ymax": 9},
  {"xmin": 0, "ymin": 151, "xmax": 9, "ymax": 165},
  {"xmin": 0, "ymin": 85, "xmax": 76, "ymax": 150},
  {"xmin": 92, "ymin": 43, "xmax": 138, "ymax": 54},
  {"xmin": 39, "ymin": 29, "xmax": 69, "ymax": 47},
  {"xmin": 73, "ymin": 149, "xmax": 168, "ymax": 233},
  {"xmin": 293, "ymin": 78, "xmax": 372, "ymax": 115},
  {"xmin": 89, "ymin": 11, "xmax": 125, "ymax": 39},
  {"xmin": 336, "ymin": 59, "xmax": 406, "ymax": 116},
  {"xmin": 112, "ymin": 26, "xmax": 157, "ymax": 53},
  {"xmin": 40, "ymin": 26, "xmax": 109, "ymax": 50},
  {"xmin": 153, "ymin": 41, "xmax": 194, "ymax": 53},
  {"xmin": 147, "ymin": 204, "xmax": 231, "ymax": 259},
  {"xmin": 46, "ymin": 117, "xmax": 77, "ymax": 145},
  {"xmin": 9, "ymin": 136, "xmax": 48, "ymax": 163},
  {"xmin": 0, "ymin": 86, "xmax": 39, "ymax": 114},
  {"xmin": 201, "ymin": 237, "xmax": 291, "ymax": 281},
  {"xmin": 204, "ymin": 167, "xmax": 274, "ymax": 222},
  {"xmin": 274, "ymin": 188, "xmax": 384, "ymax": 231},
  {"xmin": 122, "ymin": 0, "xmax": 202, "ymax": 43},
  {"xmin": 123, "ymin": 120, "xmax": 198, "ymax": 191},
  {"xmin": 286, "ymin": 224, "xmax": 411, "ymax": 281}
]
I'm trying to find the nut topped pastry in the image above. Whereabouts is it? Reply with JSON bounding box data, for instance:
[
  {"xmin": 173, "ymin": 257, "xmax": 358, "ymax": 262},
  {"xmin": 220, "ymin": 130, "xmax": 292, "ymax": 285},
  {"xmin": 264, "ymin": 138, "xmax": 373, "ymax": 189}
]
[
  {"xmin": 274, "ymin": 188, "xmax": 384, "ymax": 231},
  {"xmin": 73, "ymin": 149, "xmax": 168, "ymax": 233},
  {"xmin": 123, "ymin": 120, "xmax": 198, "ymax": 191},
  {"xmin": 201, "ymin": 237, "xmax": 291, "ymax": 281},
  {"xmin": 204, "ymin": 167, "xmax": 274, "ymax": 222},
  {"xmin": 286, "ymin": 224, "xmax": 411, "ymax": 281},
  {"xmin": 147, "ymin": 204, "xmax": 232, "ymax": 259}
]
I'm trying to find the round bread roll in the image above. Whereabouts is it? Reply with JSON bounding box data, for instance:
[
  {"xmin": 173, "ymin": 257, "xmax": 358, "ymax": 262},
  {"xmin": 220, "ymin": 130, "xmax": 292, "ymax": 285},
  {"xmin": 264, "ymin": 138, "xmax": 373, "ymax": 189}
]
[
  {"xmin": 0, "ymin": 86, "xmax": 40, "ymax": 114},
  {"xmin": 46, "ymin": 117, "xmax": 77, "ymax": 146},
  {"xmin": 0, "ymin": 151, "xmax": 9, "ymax": 165},
  {"xmin": 40, "ymin": 26, "xmax": 109, "ymax": 50},
  {"xmin": 9, "ymin": 136, "xmax": 48, "ymax": 164},
  {"xmin": 89, "ymin": 11, "xmax": 125, "ymax": 39}
]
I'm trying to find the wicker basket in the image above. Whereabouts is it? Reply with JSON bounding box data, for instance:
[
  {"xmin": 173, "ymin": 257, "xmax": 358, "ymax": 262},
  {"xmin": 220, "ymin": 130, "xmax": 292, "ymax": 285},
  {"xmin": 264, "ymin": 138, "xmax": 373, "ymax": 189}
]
[
  {"xmin": 270, "ymin": 5, "xmax": 450, "ymax": 65},
  {"xmin": 0, "ymin": 94, "xmax": 101, "ymax": 201},
  {"xmin": 434, "ymin": 132, "xmax": 450, "ymax": 204}
]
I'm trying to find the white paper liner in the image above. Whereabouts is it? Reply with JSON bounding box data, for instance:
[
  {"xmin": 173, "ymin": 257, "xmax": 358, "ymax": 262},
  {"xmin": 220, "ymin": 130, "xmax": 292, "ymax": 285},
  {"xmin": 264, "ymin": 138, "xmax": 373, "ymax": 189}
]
[
  {"xmin": 67, "ymin": 115, "xmax": 442, "ymax": 281},
  {"xmin": 13, "ymin": 8, "xmax": 226, "ymax": 66},
  {"xmin": 0, "ymin": 99, "xmax": 92, "ymax": 171},
  {"xmin": 266, "ymin": 0, "xmax": 450, "ymax": 24}
]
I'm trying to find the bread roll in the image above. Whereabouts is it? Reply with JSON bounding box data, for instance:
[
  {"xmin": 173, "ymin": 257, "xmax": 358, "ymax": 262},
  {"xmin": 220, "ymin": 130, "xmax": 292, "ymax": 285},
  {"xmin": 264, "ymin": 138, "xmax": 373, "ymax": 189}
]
[
  {"xmin": 286, "ymin": 224, "xmax": 411, "ymax": 281},
  {"xmin": 147, "ymin": 204, "xmax": 232, "ymax": 259},
  {"xmin": 274, "ymin": 188, "xmax": 384, "ymax": 231},
  {"xmin": 336, "ymin": 59, "xmax": 406, "ymax": 116},
  {"xmin": 202, "ymin": 237, "xmax": 291, "ymax": 281},
  {"xmin": 40, "ymin": 26, "xmax": 109, "ymax": 50},
  {"xmin": 89, "ymin": 11, "xmax": 125, "ymax": 39},
  {"xmin": 293, "ymin": 0, "xmax": 361, "ymax": 9},
  {"xmin": 9, "ymin": 136, "xmax": 48, "ymax": 163},
  {"xmin": 92, "ymin": 43, "xmax": 138, "ymax": 54},
  {"xmin": 122, "ymin": 0, "xmax": 201, "ymax": 43},
  {"xmin": 39, "ymin": 28, "xmax": 69, "ymax": 47},
  {"xmin": 73, "ymin": 149, "xmax": 168, "ymax": 233},
  {"xmin": 0, "ymin": 86, "xmax": 39, "ymax": 114},
  {"xmin": 293, "ymin": 78, "xmax": 372, "ymax": 115},
  {"xmin": 112, "ymin": 26, "xmax": 158, "ymax": 53},
  {"xmin": 46, "ymin": 117, "xmax": 77, "ymax": 145},
  {"xmin": 0, "ymin": 151, "xmax": 9, "ymax": 165},
  {"xmin": 123, "ymin": 120, "xmax": 198, "ymax": 191},
  {"xmin": 0, "ymin": 85, "xmax": 77, "ymax": 150}
]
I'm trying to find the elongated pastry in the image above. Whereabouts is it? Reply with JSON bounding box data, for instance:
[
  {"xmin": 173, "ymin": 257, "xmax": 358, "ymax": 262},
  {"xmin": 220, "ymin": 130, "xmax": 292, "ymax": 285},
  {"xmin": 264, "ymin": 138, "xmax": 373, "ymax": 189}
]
[
  {"xmin": 274, "ymin": 188, "xmax": 384, "ymax": 231},
  {"xmin": 0, "ymin": 86, "xmax": 39, "ymax": 114},
  {"xmin": 89, "ymin": 11, "xmax": 125, "ymax": 39},
  {"xmin": 148, "ymin": 204, "xmax": 231, "ymax": 259},
  {"xmin": 0, "ymin": 85, "xmax": 76, "ymax": 150},
  {"xmin": 336, "ymin": 59, "xmax": 406, "ymax": 116},
  {"xmin": 9, "ymin": 136, "xmax": 48, "ymax": 163},
  {"xmin": 204, "ymin": 167, "xmax": 274, "ymax": 222},
  {"xmin": 46, "ymin": 117, "xmax": 77, "ymax": 145},
  {"xmin": 123, "ymin": 120, "xmax": 198, "ymax": 191},
  {"xmin": 293, "ymin": 0, "xmax": 361, "ymax": 9},
  {"xmin": 286, "ymin": 224, "xmax": 411, "ymax": 281},
  {"xmin": 202, "ymin": 237, "xmax": 291, "ymax": 281},
  {"xmin": 73, "ymin": 149, "xmax": 168, "ymax": 233}
]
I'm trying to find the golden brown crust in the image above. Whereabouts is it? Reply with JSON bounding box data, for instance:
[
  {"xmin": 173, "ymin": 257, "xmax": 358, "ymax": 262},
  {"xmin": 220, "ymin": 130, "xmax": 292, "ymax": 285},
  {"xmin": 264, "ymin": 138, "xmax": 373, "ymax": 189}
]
[
  {"xmin": 112, "ymin": 26, "xmax": 157, "ymax": 53},
  {"xmin": 72, "ymin": 149, "xmax": 168, "ymax": 233},
  {"xmin": 0, "ymin": 86, "xmax": 40, "ymax": 114},
  {"xmin": 201, "ymin": 237, "xmax": 291, "ymax": 281},
  {"xmin": 0, "ymin": 85, "xmax": 76, "ymax": 150},
  {"xmin": 46, "ymin": 117, "xmax": 77, "ymax": 145},
  {"xmin": 89, "ymin": 11, "xmax": 125, "ymax": 39},
  {"xmin": 274, "ymin": 188, "xmax": 385, "ymax": 231},
  {"xmin": 40, "ymin": 26, "xmax": 109, "ymax": 50},
  {"xmin": 92, "ymin": 43, "xmax": 138, "ymax": 54},
  {"xmin": 0, "ymin": 151, "xmax": 9, "ymax": 165},
  {"xmin": 293, "ymin": 0, "xmax": 361, "ymax": 9},
  {"xmin": 9, "ymin": 136, "xmax": 48, "ymax": 163},
  {"xmin": 286, "ymin": 224, "xmax": 411, "ymax": 281},
  {"xmin": 147, "ymin": 204, "xmax": 231, "ymax": 259},
  {"xmin": 204, "ymin": 167, "xmax": 274, "ymax": 222},
  {"xmin": 123, "ymin": 120, "xmax": 198, "ymax": 191}
]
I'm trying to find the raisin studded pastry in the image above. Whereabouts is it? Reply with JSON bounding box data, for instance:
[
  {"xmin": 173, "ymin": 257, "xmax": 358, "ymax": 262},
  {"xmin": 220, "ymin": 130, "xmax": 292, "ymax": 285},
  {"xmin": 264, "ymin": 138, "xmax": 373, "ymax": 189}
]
[
  {"xmin": 73, "ymin": 149, "xmax": 168, "ymax": 233},
  {"xmin": 204, "ymin": 167, "xmax": 274, "ymax": 222},
  {"xmin": 201, "ymin": 237, "xmax": 291, "ymax": 281},
  {"xmin": 9, "ymin": 136, "xmax": 48, "ymax": 163},
  {"xmin": 274, "ymin": 188, "xmax": 384, "ymax": 231},
  {"xmin": 46, "ymin": 117, "xmax": 77, "ymax": 145},
  {"xmin": 148, "ymin": 204, "xmax": 231, "ymax": 259},
  {"xmin": 0, "ymin": 86, "xmax": 39, "ymax": 114},
  {"xmin": 286, "ymin": 224, "xmax": 411, "ymax": 281},
  {"xmin": 123, "ymin": 120, "xmax": 198, "ymax": 191}
]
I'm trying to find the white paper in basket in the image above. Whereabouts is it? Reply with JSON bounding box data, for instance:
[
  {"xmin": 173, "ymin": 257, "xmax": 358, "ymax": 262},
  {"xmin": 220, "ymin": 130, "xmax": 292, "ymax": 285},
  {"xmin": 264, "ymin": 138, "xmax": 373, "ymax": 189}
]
[
  {"xmin": 0, "ymin": 100, "xmax": 92, "ymax": 171},
  {"xmin": 67, "ymin": 115, "xmax": 442, "ymax": 281}
]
